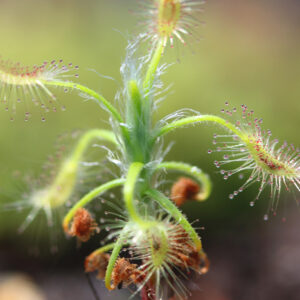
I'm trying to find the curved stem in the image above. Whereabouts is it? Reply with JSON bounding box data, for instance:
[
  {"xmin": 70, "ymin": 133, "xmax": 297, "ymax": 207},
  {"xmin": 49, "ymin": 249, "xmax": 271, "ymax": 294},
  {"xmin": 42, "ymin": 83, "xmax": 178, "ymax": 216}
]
[
  {"xmin": 124, "ymin": 162, "xmax": 144, "ymax": 223},
  {"xmin": 87, "ymin": 243, "xmax": 116, "ymax": 257},
  {"xmin": 145, "ymin": 189, "xmax": 203, "ymax": 252},
  {"xmin": 105, "ymin": 228, "xmax": 128, "ymax": 290},
  {"xmin": 63, "ymin": 178, "xmax": 125, "ymax": 232},
  {"xmin": 157, "ymin": 115, "xmax": 244, "ymax": 139},
  {"xmin": 124, "ymin": 162, "xmax": 156, "ymax": 228},
  {"xmin": 72, "ymin": 129, "xmax": 117, "ymax": 162},
  {"xmin": 42, "ymin": 80, "xmax": 130, "ymax": 140},
  {"xmin": 155, "ymin": 161, "xmax": 212, "ymax": 201},
  {"xmin": 143, "ymin": 39, "xmax": 164, "ymax": 95},
  {"xmin": 43, "ymin": 81, "xmax": 122, "ymax": 122},
  {"xmin": 38, "ymin": 129, "xmax": 116, "ymax": 209}
]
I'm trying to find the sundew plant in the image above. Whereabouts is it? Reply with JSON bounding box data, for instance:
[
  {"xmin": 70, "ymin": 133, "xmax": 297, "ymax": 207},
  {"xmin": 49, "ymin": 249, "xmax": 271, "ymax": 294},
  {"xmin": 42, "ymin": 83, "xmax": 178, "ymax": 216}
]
[{"xmin": 1, "ymin": 1, "xmax": 300, "ymax": 299}]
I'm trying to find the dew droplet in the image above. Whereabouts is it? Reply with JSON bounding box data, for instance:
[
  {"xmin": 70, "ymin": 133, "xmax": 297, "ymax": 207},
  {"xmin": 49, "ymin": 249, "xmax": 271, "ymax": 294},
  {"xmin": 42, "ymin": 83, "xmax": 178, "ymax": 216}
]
[
  {"xmin": 263, "ymin": 214, "xmax": 269, "ymax": 221},
  {"xmin": 191, "ymin": 166, "xmax": 198, "ymax": 173},
  {"xmin": 229, "ymin": 194, "xmax": 234, "ymax": 199}
]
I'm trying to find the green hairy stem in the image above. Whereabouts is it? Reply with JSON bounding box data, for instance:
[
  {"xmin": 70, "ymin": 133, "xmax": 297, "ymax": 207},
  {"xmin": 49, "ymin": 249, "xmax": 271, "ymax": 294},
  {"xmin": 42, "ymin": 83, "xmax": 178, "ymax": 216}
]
[
  {"xmin": 38, "ymin": 129, "xmax": 117, "ymax": 209},
  {"xmin": 126, "ymin": 80, "xmax": 152, "ymax": 162},
  {"xmin": 155, "ymin": 161, "xmax": 212, "ymax": 201},
  {"xmin": 43, "ymin": 80, "xmax": 130, "ymax": 141},
  {"xmin": 63, "ymin": 178, "xmax": 125, "ymax": 230},
  {"xmin": 157, "ymin": 114, "xmax": 243, "ymax": 138},
  {"xmin": 143, "ymin": 39, "xmax": 164, "ymax": 94},
  {"xmin": 124, "ymin": 162, "xmax": 157, "ymax": 228},
  {"xmin": 72, "ymin": 129, "xmax": 117, "ymax": 161},
  {"xmin": 105, "ymin": 227, "xmax": 129, "ymax": 290},
  {"xmin": 89, "ymin": 243, "xmax": 116, "ymax": 256}
]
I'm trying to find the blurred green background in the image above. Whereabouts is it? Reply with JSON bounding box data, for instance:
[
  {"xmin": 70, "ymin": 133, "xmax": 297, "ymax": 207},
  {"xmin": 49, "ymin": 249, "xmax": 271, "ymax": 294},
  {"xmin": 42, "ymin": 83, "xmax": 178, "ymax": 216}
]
[{"xmin": 0, "ymin": 0, "xmax": 299, "ymax": 299}]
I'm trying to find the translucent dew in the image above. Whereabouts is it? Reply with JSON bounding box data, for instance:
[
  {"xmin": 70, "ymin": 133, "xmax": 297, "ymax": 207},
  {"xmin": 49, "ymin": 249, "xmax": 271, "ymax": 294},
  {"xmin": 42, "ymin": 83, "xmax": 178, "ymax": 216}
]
[
  {"xmin": 0, "ymin": 57, "xmax": 78, "ymax": 120},
  {"xmin": 212, "ymin": 102, "xmax": 300, "ymax": 212}
]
